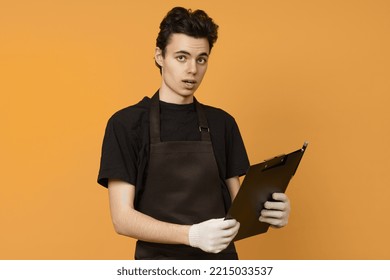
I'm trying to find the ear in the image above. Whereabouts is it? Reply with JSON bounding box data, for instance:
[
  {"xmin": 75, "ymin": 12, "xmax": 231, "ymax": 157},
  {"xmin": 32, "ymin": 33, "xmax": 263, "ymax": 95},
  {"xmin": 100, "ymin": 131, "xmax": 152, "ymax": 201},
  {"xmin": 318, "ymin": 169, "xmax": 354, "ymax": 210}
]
[{"xmin": 155, "ymin": 47, "xmax": 163, "ymax": 67}]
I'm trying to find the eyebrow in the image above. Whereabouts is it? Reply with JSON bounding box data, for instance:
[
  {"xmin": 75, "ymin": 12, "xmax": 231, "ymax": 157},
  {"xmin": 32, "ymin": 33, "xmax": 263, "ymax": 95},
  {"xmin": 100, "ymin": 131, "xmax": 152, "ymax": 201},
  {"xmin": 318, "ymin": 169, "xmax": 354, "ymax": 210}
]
[{"xmin": 174, "ymin": 50, "xmax": 209, "ymax": 57}]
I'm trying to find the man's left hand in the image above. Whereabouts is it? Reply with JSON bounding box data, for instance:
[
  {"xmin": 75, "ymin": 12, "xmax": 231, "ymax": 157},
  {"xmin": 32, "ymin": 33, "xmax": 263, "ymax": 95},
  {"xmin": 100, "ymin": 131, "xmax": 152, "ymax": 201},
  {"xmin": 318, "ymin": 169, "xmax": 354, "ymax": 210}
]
[{"xmin": 259, "ymin": 193, "xmax": 291, "ymax": 228}]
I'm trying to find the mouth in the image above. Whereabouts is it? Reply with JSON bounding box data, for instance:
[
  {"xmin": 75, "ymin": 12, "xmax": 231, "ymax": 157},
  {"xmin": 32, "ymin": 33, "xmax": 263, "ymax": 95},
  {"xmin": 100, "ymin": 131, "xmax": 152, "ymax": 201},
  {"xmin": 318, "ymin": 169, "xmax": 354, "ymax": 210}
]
[{"xmin": 182, "ymin": 79, "xmax": 197, "ymax": 87}]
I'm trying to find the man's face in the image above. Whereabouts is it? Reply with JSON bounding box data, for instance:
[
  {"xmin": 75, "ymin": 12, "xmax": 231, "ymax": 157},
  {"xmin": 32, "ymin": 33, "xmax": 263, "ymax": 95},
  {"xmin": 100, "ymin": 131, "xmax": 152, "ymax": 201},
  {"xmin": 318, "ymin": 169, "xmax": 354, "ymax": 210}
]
[{"xmin": 155, "ymin": 33, "xmax": 210, "ymax": 103}]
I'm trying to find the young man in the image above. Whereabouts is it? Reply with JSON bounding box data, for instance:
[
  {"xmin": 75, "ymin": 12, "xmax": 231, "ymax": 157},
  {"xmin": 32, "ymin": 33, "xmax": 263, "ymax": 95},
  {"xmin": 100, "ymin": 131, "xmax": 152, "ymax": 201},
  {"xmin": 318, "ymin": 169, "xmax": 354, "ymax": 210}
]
[{"xmin": 98, "ymin": 7, "xmax": 290, "ymax": 260}]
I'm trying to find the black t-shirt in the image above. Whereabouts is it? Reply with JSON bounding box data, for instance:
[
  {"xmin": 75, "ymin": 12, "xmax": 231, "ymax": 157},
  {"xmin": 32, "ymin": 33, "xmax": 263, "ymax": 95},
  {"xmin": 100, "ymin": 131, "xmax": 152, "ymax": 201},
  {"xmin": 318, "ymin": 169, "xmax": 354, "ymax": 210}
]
[{"xmin": 97, "ymin": 95, "xmax": 250, "ymax": 209}]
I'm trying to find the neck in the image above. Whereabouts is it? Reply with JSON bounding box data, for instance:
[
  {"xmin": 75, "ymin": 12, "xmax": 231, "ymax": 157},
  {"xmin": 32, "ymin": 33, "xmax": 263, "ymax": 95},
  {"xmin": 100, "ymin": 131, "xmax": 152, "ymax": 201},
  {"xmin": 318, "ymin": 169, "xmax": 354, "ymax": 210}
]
[{"xmin": 159, "ymin": 88, "xmax": 194, "ymax": 105}]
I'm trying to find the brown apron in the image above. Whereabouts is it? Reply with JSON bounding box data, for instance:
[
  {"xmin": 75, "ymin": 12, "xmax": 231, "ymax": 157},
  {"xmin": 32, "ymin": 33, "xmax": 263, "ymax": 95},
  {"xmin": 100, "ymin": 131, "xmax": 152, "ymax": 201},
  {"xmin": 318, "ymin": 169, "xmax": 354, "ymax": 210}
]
[{"xmin": 134, "ymin": 92, "xmax": 237, "ymax": 259}]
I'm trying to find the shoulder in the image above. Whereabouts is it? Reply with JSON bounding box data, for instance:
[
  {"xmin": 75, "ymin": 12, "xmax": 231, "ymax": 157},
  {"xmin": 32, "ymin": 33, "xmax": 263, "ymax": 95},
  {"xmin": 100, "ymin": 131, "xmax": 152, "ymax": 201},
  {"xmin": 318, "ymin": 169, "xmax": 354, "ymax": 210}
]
[
  {"xmin": 108, "ymin": 97, "xmax": 151, "ymax": 130},
  {"xmin": 201, "ymin": 103, "xmax": 237, "ymax": 127}
]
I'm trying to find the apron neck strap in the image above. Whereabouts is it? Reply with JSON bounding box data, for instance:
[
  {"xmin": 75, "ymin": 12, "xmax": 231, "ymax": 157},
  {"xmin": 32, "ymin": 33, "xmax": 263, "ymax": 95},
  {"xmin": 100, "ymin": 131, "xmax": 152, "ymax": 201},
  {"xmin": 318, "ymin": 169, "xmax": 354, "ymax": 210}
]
[
  {"xmin": 195, "ymin": 99, "xmax": 211, "ymax": 142},
  {"xmin": 150, "ymin": 92, "xmax": 211, "ymax": 144}
]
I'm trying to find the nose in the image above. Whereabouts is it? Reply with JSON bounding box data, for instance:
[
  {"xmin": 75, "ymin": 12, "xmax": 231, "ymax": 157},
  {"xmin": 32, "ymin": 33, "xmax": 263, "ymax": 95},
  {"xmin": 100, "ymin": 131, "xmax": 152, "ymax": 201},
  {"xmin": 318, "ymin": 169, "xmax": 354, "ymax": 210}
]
[{"xmin": 187, "ymin": 59, "xmax": 197, "ymax": 75}]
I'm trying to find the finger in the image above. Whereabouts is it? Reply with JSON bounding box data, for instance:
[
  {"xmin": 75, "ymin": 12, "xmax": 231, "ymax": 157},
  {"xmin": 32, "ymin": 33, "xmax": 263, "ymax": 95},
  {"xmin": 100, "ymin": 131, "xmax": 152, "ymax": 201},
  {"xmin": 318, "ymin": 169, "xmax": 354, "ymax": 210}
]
[
  {"xmin": 231, "ymin": 222, "xmax": 240, "ymax": 238},
  {"xmin": 219, "ymin": 218, "xmax": 238, "ymax": 229},
  {"xmin": 208, "ymin": 236, "xmax": 231, "ymax": 249},
  {"xmin": 259, "ymin": 216, "xmax": 287, "ymax": 227},
  {"xmin": 261, "ymin": 209, "xmax": 285, "ymax": 219},
  {"xmin": 219, "ymin": 237, "xmax": 235, "ymax": 247},
  {"xmin": 208, "ymin": 218, "xmax": 230, "ymax": 228},
  {"xmin": 272, "ymin": 192, "xmax": 289, "ymax": 202},
  {"xmin": 264, "ymin": 201, "xmax": 288, "ymax": 211},
  {"xmin": 212, "ymin": 218, "xmax": 226, "ymax": 222},
  {"xmin": 220, "ymin": 222, "xmax": 240, "ymax": 238},
  {"xmin": 219, "ymin": 229, "xmax": 239, "ymax": 246}
]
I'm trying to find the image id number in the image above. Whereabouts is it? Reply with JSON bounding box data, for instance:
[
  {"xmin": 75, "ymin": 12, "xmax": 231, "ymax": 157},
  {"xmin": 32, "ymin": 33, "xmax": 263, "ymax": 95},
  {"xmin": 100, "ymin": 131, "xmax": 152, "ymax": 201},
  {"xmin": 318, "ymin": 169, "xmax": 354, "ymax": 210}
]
[{"xmin": 209, "ymin": 266, "xmax": 273, "ymax": 276}]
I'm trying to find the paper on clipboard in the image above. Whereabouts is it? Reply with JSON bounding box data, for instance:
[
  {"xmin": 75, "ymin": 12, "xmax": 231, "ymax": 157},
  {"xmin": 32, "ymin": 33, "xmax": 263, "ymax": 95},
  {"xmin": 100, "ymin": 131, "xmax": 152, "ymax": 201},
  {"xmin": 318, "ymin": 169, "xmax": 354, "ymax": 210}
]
[{"xmin": 226, "ymin": 142, "xmax": 308, "ymax": 241}]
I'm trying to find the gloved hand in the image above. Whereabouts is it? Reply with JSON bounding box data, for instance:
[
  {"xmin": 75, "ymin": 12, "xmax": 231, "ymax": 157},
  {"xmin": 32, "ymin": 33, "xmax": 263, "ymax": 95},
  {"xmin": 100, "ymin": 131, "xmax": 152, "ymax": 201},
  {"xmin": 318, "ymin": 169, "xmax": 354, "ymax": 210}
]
[
  {"xmin": 259, "ymin": 193, "xmax": 291, "ymax": 228},
  {"xmin": 188, "ymin": 218, "xmax": 240, "ymax": 254}
]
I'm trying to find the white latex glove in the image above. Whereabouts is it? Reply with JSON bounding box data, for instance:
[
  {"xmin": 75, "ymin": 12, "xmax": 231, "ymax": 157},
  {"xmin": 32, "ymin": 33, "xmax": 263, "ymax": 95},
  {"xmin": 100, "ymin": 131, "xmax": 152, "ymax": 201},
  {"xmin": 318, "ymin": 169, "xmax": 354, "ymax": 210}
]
[{"xmin": 188, "ymin": 218, "xmax": 240, "ymax": 254}]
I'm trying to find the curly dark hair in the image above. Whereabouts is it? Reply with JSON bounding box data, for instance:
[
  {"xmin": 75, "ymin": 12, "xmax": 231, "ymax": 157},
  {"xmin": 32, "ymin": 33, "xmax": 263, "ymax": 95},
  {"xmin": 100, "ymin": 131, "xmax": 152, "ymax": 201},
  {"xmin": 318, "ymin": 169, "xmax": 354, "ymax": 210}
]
[{"xmin": 155, "ymin": 7, "xmax": 219, "ymax": 71}]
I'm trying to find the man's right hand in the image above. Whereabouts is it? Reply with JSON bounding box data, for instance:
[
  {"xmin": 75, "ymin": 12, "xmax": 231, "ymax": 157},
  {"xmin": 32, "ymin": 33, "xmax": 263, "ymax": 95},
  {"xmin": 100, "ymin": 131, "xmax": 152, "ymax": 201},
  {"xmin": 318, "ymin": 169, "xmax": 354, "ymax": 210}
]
[{"xmin": 188, "ymin": 218, "xmax": 240, "ymax": 253}]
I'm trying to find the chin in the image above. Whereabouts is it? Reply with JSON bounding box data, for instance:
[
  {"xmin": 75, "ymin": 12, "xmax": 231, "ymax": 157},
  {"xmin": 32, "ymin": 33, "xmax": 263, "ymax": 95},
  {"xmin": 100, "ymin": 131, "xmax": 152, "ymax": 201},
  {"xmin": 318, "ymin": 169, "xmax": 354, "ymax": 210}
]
[{"xmin": 178, "ymin": 90, "xmax": 196, "ymax": 97}]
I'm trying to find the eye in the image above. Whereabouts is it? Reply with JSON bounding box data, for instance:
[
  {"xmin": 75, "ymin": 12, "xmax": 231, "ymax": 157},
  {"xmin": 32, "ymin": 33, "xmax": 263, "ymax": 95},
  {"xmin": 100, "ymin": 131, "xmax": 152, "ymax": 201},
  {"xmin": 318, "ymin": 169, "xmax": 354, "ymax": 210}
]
[
  {"xmin": 176, "ymin": 55, "xmax": 186, "ymax": 62},
  {"xmin": 197, "ymin": 57, "xmax": 208, "ymax": 65}
]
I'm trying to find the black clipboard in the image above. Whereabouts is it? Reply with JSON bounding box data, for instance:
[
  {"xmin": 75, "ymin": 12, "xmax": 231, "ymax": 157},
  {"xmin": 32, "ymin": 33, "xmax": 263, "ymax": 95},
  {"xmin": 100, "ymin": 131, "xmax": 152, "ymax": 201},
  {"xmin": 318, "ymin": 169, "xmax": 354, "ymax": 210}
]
[{"xmin": 226, "ymin": 142, "xmax": 308, "ymax": 241}]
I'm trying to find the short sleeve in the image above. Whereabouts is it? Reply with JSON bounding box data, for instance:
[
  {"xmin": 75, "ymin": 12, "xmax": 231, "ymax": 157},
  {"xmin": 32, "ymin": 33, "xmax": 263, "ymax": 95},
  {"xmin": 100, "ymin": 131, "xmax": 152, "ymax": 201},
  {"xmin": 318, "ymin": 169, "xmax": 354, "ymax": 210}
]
[
  {"xmin": 97, "ymin": 115, "xmax": 139, "ymax": 188},
  {"xmin": 225, "ymin": 117, "xmax": 250, "ymax": 179}
]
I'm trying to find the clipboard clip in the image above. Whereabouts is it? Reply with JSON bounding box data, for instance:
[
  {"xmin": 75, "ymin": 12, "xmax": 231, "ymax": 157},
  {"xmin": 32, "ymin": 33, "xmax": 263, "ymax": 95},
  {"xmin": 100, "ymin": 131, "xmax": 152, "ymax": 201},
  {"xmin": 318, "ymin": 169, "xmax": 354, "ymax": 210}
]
[
  {"xmin": 263, "ymin": 154, "xmax": 287, "ymax": 171},
  {"xmin": 263, "ymin": 142, "xmax": 308, "ymax": 171}
]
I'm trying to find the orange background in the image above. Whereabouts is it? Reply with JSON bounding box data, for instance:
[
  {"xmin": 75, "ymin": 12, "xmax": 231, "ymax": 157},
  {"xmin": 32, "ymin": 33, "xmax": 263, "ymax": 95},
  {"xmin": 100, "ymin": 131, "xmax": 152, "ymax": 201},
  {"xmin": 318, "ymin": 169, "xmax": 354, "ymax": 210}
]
[{"xmin": 1, "ymin": 0, "xmax": 389, "ymax": 259}]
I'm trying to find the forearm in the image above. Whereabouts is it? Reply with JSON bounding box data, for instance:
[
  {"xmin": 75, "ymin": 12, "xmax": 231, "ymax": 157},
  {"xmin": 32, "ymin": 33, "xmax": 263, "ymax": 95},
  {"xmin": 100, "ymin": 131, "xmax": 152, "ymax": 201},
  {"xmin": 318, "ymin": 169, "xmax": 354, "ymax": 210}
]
[
  {"xmin": 225, "ymin": 176, "xmax": 240, "ymax": 202},
  {"xmin": 112, "ymin": 207, "xmax": 190, "ymax": 245},
  {"xmin": 108, "ymin": 179, "xmax": 190, "ymax": 245}
]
